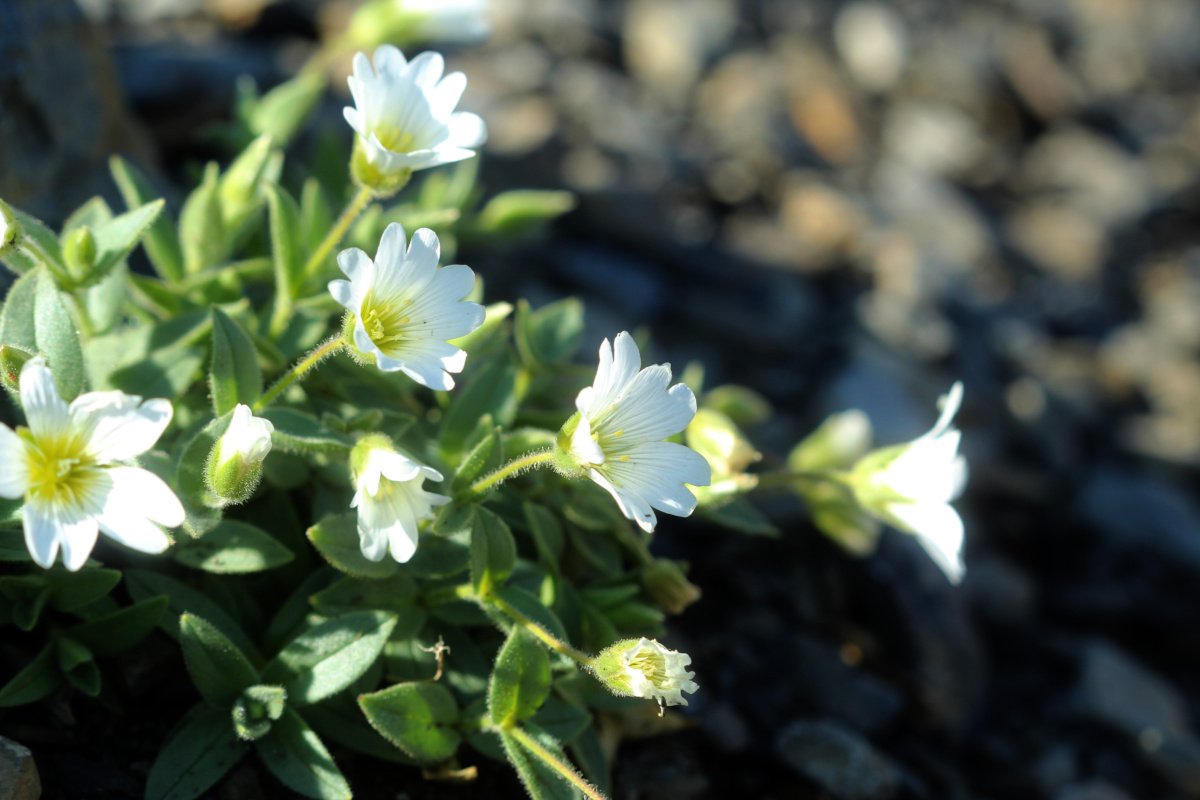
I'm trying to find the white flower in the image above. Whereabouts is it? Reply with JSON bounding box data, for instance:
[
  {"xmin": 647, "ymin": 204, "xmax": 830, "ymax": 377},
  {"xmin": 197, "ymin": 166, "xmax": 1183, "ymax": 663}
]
[
  {"xmin": 350, "ymin": 436, "xmax": 450, "ymax": 563},
  {"xmin": 853, "ymin": 382, "xmax": 968, "ymax": 583},
  {"xmin": 214, "ymin": 404, "xmax": 274, "ymax": 468},
  {"xmin": 0, "ymin": 204, "xmax": 13, "ymax": 249},
  {"xmin": 0, "ymin": 358, "xmax": 184, "ymax": 571},
  {"xmin": 343, "ymin": 46, "xmax": 487, "ymax": 180},
  {"xmin": 565, "ymin": 332, "xmax": 710, "ymax": 532},
  {"xmin": 329, "ymin": 223, "xmax": 484, "ymax": 390},
  {"xmin": 591, "ymin": 637, "xmax": 699, "ymax": 711},
  {"xmin": 399, "ymin": 0, "xmax": 491, "ymax": 43}
]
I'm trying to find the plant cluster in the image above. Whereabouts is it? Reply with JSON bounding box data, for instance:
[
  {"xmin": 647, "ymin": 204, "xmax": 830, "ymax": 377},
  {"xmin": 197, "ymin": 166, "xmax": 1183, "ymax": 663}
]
[{"xmin": 0, "ymin": 3, "xmax": 969, "ymax": 798}]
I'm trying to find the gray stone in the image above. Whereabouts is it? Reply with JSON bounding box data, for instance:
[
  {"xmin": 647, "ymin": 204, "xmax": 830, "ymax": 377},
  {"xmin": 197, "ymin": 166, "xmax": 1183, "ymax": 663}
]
[
  {"xmin": 1056, "ymin": 780, "xmax": 1134, "ymax": 800},
  {"xmin": 777, "ymin": 719, "xmax": 902, "ymax": 800},
  {"xmin": 1079, "ymin": 468, "xmax": 1200, "ymax": 575},
  {"xmin": 0, "ymin": 736, "xmax": 39, "ymax": 800}
]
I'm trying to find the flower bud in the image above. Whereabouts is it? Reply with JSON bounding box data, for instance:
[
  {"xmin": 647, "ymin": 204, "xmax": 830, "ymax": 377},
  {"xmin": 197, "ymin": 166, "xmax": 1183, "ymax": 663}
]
[
  {"xmin": 0, "ymin": 202, "xmax": 16, "ymax": 255},
  {"xmin": 206, "ymin": 404, "xmax": 274, "ymax": 505},
  {"xmin": 346, "ymin": 0, "xmax": 491, "ymax": 50},
  {"xmin": 232, "ymin": 684, "xmax": 287, "ymax": 741},
  {"xmin": 589, "ymin": 637, "xmax": 698, "ymax": 713},
  {"xmin": 686, "ymin": 408, "xmax": 760, "ymax": 505},
  {"xmin": 63, "ymin": 225, "xmax": 97, "ymax": 282},
  {"xmin": 788, "ymin": 409, "xmax": 872, "ymax": 473},
  {"xmin": 641, "ymin": 559, "xmax": 701, "ymax": 615}
]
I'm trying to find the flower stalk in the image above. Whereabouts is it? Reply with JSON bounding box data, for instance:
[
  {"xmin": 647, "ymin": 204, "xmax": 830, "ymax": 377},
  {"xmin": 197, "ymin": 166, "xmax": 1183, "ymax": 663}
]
[
  {"xmin": 253, "ymin": 336, "xmax": 345, "ymax": 412},
  {"xmin": 469, "ymin": 450, "xmax": 557, "ymax": 495}
]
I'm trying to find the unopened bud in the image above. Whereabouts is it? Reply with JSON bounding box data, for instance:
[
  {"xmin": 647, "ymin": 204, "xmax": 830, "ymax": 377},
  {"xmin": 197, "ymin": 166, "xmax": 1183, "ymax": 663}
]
[
  {"xmin": 232, "ymin": 684, "xmax": 287, "ymax": 741},
  {"xmin": 0, "ymin": 203, "xmax": 16, "ymax": 253},
  {"xmin": 206, "ymin": 404, "xmax": 274, "ymax": 505},
  {"xmin": 63, "ymin": 226, "xmax": 97, "ymax": 282},
  {"xmin": 641, "ymin": 559, "xmax": 701, "ymax": 615}
]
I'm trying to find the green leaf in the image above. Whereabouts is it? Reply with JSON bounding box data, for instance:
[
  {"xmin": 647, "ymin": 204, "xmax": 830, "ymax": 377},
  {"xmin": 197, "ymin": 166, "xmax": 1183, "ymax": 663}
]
[
  {"xmin": 304, "ymin": 696, "xmax": 416, "ymax": 764},
  {"xmin": 358, "ymin": 681, "xmax": 461, "ymax": 764},
  {"xmin": 470, "ymin": 506, "xmax": 517, "ymax": 597},
  {"xmin": 173, "ymin": 416, "xmax": 228, "ymax": 532},
  {"xmin": 698, "ymin": 496, "xmax": 780, "ymax": 537},
  {"xmin": 474, "ymin": 190, "xmax": 576, "ymax": 238},
  {"xmin": 0, "ymin": 643, "xmax": 59, "ymax": 707},
  {"xmin": 309, "ymin": 574, "xmax": 418, "ymax": 617},
  {"xmin": 110, "ymin": 156, "xmax": 185, "ymax": 283},
  {"xmin": 255, "ymin": 709, "xmax": 352, "ymax": 800},
  {"xmin": 4, "ymin": 203, "xmax": 68, "ymax": 278},
  {"xmin": 179, "ymin": 612, "xmax": 261, "ymax": 705},
  {"xmin": 451, "ymin": 418, "xmax": 501, "ymax": 497},
  {"xmin": 245, "ymin": 72, "xmax": 325, "ymax": 147},
  {"xmin": 218, "ymin": 135, "xmax": 277, "ymax": 237},
  {"xmin": 299, "ymin": 178, "xmax": 333, "ymax": 259},
  {"xmin": 209, "ymin": 307, "xmax": 263, "ymax": 415},
  {"xmin": 88, "ymin": 200, "xmax": 164, "ymax": 285},
  {"xmin": 440, "ymin": 355, "xmax": 521, "ymax": 459},
  {"xmin": 500, "ymin": 726, "xmax": 584, "ymax": 800},
  {"xmin": 261, "ymin": 408, "xmax": 354, "ymax": 456},
  {"xmin": 263, "ymin": 610, "xmax": 397, "ymax": 706},
  {"xmin": 405, "ymin": 504, "xmax": 472, "ymax": 579},
  {"xmin": 524, "ymin": 502, "xmax": 565, "ymax": 572},
  {"xmin": 514, "ymin": 298, "xmax": 584, "ymax": 369},
  {"xmin": 307, "ymin": 513, "xmax": 398, "ymax": 580},
  {"xmin": 569, "ymin": 727, "xmax": 612, "ymax": 796},
  {"xmin": 33, "ymin": 268, "xmax": 85, "ymax": 399},
  {"xmin": 531, "ymin": 696, "xmax": 590, "ymax": 744},
  {"xmin": 127, "ymin": 570, "xmax": 262, "ymax": 658},
  {"xmin": 67, "ymin": 596, "xmax": 167, "ymax": 656},
  {"xmin": 85, "ymin": 261, "xmax": 129, "ymax": 335},
  {"xmin": 267, "ymin": 184, "xmax": 303, "ymax": 311},
  {"xmin": 489, "ymin": 628, "xmax": 551, "ymax": 728},
  {"xmin": 43, "ymin": 567, "xmax": 122, "ymax": 612},
  {"xmin": 57, "ymin": 636, "xmax": 100, "ymax": 696},
  {"xmin": 146, "ymin": 705, "xmax": 247, "ymax": 800},
  {"xmin": 179, "ymin": 162, "xmax": 224, "ymax": 273},
  {"xmin": 174, "ymin": 520, "xmax": 294, "ymax": 574},
  {"xmin": 107, "ymin": 346, "xmax": 205, "ymax": 401},
  {"xmin": 0, "ymin": 269, "xmax": 37, "ymax": 354},
  {"xmin": 494, "ymin": 585, "xmax": 569, "ymax": 642}
]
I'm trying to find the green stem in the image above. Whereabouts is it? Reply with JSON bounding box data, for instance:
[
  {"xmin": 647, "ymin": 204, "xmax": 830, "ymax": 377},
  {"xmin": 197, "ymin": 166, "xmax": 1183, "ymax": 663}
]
[
  {"xmin": 470, "ymin": 450, "xmax": 557, "ymax": 495},
  {"xmin": 506, "ymin": 725, "xmax": 609, "ymax": 800},
  {"xmin": 485, "ymin": 591, "xmax": 592, "ymax": 667},
  {"xmin": 300, "ymin": 186, "xmax": 374, "ymax": 283},
  {"xmin": 253, "ymin": 336, "xmax": 344, "ymax": 412},
  {"xmin": 751, "ymin": 468, "xmax": 849, "ymax": 492}
]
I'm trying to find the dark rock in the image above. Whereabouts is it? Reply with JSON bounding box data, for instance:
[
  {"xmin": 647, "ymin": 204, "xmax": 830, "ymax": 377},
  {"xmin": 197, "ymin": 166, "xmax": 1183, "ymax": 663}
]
[
  {"xmin": 776, "ymin": 719, "xmax": 902, "ymax": 800},
  {"xmin": 791, "ymin": 634, "xmax": 905, "ymax": 735},
  {"xmin": 0, "ymin": 737, "xmax": 39, "ymax": 800}
]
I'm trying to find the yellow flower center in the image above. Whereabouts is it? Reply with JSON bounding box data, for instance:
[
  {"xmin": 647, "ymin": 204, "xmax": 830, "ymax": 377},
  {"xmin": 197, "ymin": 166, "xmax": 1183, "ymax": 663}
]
[
  {"xmin": 375, "ymin": 127, "xmax": 416, "ymax": 153},
  {"xmin": 361, "ymin": 292, "xmax": 414, "ymax": 353},
  {"xmin": 627, "ymin": 647, "xmax": 669, "ymax": 689},
  {"xmin": 20, "ymin": 428, "xmax": 101, "ymax": 507}
]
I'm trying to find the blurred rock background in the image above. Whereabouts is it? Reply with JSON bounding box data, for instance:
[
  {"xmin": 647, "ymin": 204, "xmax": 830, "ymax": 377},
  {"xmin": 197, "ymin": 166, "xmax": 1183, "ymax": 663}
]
[{"xmin": 4, "ymin": 0, "xmax": 1200, "ymax": 797}]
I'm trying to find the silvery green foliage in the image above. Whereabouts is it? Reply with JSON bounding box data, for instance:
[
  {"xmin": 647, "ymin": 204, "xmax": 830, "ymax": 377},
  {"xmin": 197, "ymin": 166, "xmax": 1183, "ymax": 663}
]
[{"xmin": 0, "ymin": 26, "xmax": 968, "ymax": 800}]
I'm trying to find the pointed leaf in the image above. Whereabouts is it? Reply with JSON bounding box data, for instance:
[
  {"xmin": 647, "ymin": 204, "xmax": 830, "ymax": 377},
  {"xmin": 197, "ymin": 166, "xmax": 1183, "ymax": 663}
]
[
  {"xmin": 110, "ymin": 156, "xmax": 184, "ymax": 283},
  {"xmin": 307, "ymin": 513, "xmax": 398, "ymax": 580},
  {"xmin": 358, "ymin": 681, "xmax": 461, "ymax": 764},
  {"xmin": 174, "ymin": 520, "xmax": 294, "ymax": 574},
  {"xmin": 263, "ymin": 610, "xmax": 397, "ymax": 705},
  {"xmin": 179, "ymin": 612, "xmax": 260, "ymax": 705},
  {"xmin": 470, "ymin": 506, "xmax": 516, "ymax": 597},
  {"xmin": 0, "ymin": 643, "xmax": 59, "ymax": 707},
  {"xmin": 146, "ymin": 705, "xmax": 247, "ymax": 800},
  {"xmin": 33, "ymin": 268, "xmax": 85, "ymax": 399},
  {"xmin": 209, "ymin": 307, "xmax": 262, "ymax": 414},
  {"xmin": 500, "ymin": 726, "xmax": 585, "ymax": 800},
  {"xmin": 67, "ymin": 596, "xmax": 168, "ymax": 657},
  {"xmin": 255, "ymin": 709, "xmax": 352, "ymax": 800},
  {"xmin": 89, "ymin": 200, "xmax": 164, "ymax": 284},
  {"xmin": 489, "ymin": 628, "xmax": 551, "ymax": 728}
]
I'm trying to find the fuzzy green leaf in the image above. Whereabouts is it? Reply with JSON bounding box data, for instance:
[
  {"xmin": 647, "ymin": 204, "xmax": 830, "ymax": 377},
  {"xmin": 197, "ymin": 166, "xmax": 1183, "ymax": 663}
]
[
  {"xmin": 440, "ymin": 355, "xmax": 521, "ymax": 459},
  {"xmin": 88, "ymin": 199, "xmax": 164, "ymax": 285},
  {"xmin": 209, "ymin": 307, "xmax": 262, "ymax": 415},
  {"xmin": 261, "ymin": 408, "xmax": 353, "ymax": 456},
  {"xmin": 110, "ymin": 156, "xmax": 185, "ymax": 283},
  {"xmin": 0, "ymin": 643, "xmax": 58, "ymax": 707},
  {"xmin": 179, "ymin": 612, "xmax": 260, "ymax": 705},
  {"xmin": 255, "ymin": 709, "xmax": 352, "ymax": 800},
  {"xmin": 470, "ymin": 506, "xmax": 516, "ymax": 597},
  {"xmin": 263, "ymin": 610, "xmax": 397, "ymax": 705},
  {"xmin": 500, "ymin": 726, "xmax": 584, "ymax": 800},
  {"xmin": 307, "ymin": 513, "xmax": 398, "ymax": 579},
  {"xmin": 358, "ymin": 681, "xmax": 461, "ymax": 764},
  {"xmin": 33, "ymin": 268, "xmax": 85, "ymax": 399},
  {"xmin": 179, "ymin": 163, "xmax": 224, "ymax": 273},
  {"xmin": 514, "ymin": 297, "xmax": 584, "ymax": 369},
  {"xmin": 489, "ymin": 628, "xmax": 551, "ymax": 728},
  {"xmin": 145, "ymin": 705, "xmax": 247, "ymax": 800},
  {"xmin": 67, "ymin": 596, "xmax": 168, "ymax": 657},
  {"xmin": 174, "ymin": 520, "xmax": 294, "ymax": 574}
]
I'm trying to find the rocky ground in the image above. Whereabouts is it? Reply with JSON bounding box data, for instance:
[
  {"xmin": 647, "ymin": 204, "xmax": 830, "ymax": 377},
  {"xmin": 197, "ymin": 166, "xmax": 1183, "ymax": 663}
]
[{"xmin": 4, "ymin": 0, "xmax": 1200, "ymax": 798}]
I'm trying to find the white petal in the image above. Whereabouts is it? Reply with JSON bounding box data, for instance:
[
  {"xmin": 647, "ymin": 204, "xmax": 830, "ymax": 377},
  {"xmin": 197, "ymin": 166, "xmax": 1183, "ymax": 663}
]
[
  {"xmin": 601, "ymin": 441, "xmax": 710, "ymax": 516},
  {"xmin": 72, "ymin": 393, "xmax": 173, "ymax": 462},
  {"xmin": 406, "ymin": 51, "xmax": 445, "ymax": 88},
  {"xmin": 374, "ymin": 223, "xmax": 408, "ymax": 271},
  {"xmin": 570, "ymin": 415, "xmax": 606, "ymax": 466},
  {"xmin": 599, "ymin": 369, "xmax": 696, "ymax": 443},
  {"xmin": 355, "ymin": 501, "xmax": 389, "ymax": 562},
  {"xmin": 0, "ymin": 424, "xmax": 29, "ymax": 498},
  {"xmin": 19, "ymin": 358, "xmax": 69, "ymax": 440},
  {"xmin": 328, "ymin": 278, "xmax": 354, "ymax": 309},
  {"xmin": 102, "ymin": 465, "xmax": 184, "ymax": 527},
  {"xmin": 337, "ymin": 247, "xmax": 374, "ymax": 285},
  {"xmin": 888, "ymin": 501, "xmax": 965, "ymax": 584},
  {"xmin": 928, "ymin": 381, "xmax": 963, "ymax": 438},
  {"xmin": 373, "ymin": 45, "xmax": 407, "ymax": 78},
  {"xmin": 587, "ymin": 332, "xmax": 641, "ymax": 411},
  {"xmin": 22, "ymin": 501, "xmax": 63, "ymax": 568},
  {"xmin": 447, "ymin": 112, "xmax": 487, "ymax": 148},
  {"xmin": 589, "ymin": 469, "xmax": 657, "ymax": 533},
  {"xmin": 431, "ymin": 72, "xmax": 467, "ymax": 118},
  {"xmin": 373, "ymin": 450, "xmax": 422, "ymax": 483},
  {"xmin": 58, "ymin": 513, "xmax": 100, "ymax": 572}
]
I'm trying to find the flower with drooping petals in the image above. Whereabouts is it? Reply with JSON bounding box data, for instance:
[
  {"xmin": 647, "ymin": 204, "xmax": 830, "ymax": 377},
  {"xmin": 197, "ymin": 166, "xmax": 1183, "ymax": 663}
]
[
  {"xmin": 350, "ymin": 434, "xmax": 450, "ymax": 563},
  {"xmin": 0, "ymin": 358, "xmax": 184, "ymax": 571},
  {"xmin": 850, "ymin": 382, "xmax": 968, "ymax": 583},
  {"xmin": 558, "ymin": 332, "xmax": 710, "ymax": 532},
  {"xmin": 344, "ymin": 46, "xmax": 487, "ymax": 191},
  {"xmin": 330, "ymin": 223, "xmax": 483, "ymax": 390},
  {"xmin": 590, "ymin": 637, "xmax": 699, "ymax": 712}
]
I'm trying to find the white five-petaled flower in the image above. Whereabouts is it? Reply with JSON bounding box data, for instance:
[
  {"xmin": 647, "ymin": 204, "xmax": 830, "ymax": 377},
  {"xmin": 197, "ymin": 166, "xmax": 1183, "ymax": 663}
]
[
  {"xmin": 565, "ymin": 332, "xmax": 710, "ymax": 533},
  {"xmin": 590, "ymin": 637, "xmax": 699, "ymax": 712},
  {"xmin": 853, "ymin": 382, "xmax": 968, "ymax": 583},
  {"xmin": 329, "ymin": 223, "xmax": 484, "ymax": 390},
  {"xmin": 350, "ymin": 436, "xmax": 450, "ymax": 563},
  {"xmin": 344, "ymin": 46, "xmax": 487, "ymax": 179},
  {"xmin": 0, "ymin": 358, "xmax": 185, "ymax": 571}
]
